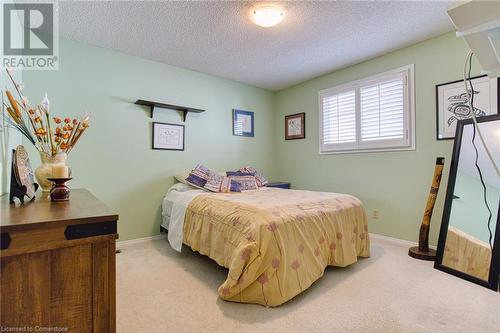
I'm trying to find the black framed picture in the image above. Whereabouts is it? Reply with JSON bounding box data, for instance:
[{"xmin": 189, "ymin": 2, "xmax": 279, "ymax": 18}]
[
  {"xmin": 285, "ymin": 112, "xmax": 305, "ymax": 140},
  {"xmin": 152, "ymin": 122, "xmax": 185, "ymax": 151},
  {"xmin": 436, "ymin": 75, "xmax": 499, "ymax": 140},
  {"xmin": 233, "ymin": 109, "xmax": 254, "ymax": 137}
]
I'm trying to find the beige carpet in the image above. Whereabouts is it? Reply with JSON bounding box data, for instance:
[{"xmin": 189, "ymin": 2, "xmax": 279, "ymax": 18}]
[{"xmin": 117, "ymin": 235, "xmax": 500, "ymax": 333}]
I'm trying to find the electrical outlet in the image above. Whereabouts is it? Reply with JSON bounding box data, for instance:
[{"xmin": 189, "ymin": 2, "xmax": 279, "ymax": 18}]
[{"xmin": 372, "ymin": 209, "xmax": 379, "ymax": 219}]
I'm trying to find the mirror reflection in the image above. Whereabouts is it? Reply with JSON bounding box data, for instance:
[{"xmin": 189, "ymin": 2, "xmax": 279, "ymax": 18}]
[{"xmin": 442, "ymin": 119, "xmax": 500, "ymax": 282}]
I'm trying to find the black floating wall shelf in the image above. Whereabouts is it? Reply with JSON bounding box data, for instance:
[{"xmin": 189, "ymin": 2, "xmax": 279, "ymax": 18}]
[{"xmin": 135, "ymin": 99, "xmax": 205, "ymax": 121}]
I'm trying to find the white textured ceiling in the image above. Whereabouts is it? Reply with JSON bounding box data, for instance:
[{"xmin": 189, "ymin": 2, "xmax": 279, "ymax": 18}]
[{"xmin": 58, "ymin": 1, "xmax": 456, "ymax": 91}]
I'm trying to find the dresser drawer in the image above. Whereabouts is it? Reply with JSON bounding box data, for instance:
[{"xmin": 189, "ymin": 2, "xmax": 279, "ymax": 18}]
[{"xmin": 1, "ymin": 223, "xmax": 117, "ymax": 258}]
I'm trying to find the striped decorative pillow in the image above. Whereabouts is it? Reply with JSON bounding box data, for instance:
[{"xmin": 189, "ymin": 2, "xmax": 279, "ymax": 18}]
[
  {"xmin": 226, "ymin": 171, "xmax": 255, "ymax": 177},
  {"xmin": 227, "ymin": 175, "xmax": 258, "ymax": 191},
  {"xmin": 239, "ymin": 166, "xmax": 268, "ymax": 187},
  {"xmin": 204, "ymin": 172, "xmax": 241, "ymax": 193},
  {"xmin": 185, "ymin": 164, "xmax": 211, "ymax": 187}
]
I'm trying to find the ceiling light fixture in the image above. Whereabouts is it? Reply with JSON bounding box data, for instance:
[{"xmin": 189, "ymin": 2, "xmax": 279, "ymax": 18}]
[{"xmin": 252, "ymin": 5, "xmax": 284, "ymax": 28}]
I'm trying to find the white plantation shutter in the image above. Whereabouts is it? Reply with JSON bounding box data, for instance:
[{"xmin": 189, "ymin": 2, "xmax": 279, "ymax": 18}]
[
  {"xmin": 322, "ymin": 90, "xmax": 356, "ymax": 146},
  {"xmin": 319, "ymin": 65, "xmax": 413, "ymax": 153},
  {"xmin": 359, "ymin": 73, "xmax": 408, "ymax": 148}
]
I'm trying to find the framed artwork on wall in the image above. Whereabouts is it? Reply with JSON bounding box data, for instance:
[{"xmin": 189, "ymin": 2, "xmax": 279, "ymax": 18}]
[
  {"xmin": 285, "ymin": 112, "xmax": 305, "ymax": 140},
  {"xmin": 152, "ymin": 122, "xmax": 185, "ymax": 151},
  {"xmin": 436, "ymin": 75, "xmax": 499, "ymax": 140},
  {"xmin": 233, "ymin": 109, "xmax": 254, "ymax": 137}
]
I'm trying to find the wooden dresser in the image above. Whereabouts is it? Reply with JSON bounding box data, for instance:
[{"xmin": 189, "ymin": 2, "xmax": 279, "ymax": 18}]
[{"xmin": 0, "ymin": 189, "xmax": 118, "ymax": 332}]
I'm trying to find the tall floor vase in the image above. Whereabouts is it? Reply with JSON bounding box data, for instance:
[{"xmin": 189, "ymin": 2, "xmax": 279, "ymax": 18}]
[{"xmin": 408, "ymin": 157, "xmax": 445, "ymax": 260}]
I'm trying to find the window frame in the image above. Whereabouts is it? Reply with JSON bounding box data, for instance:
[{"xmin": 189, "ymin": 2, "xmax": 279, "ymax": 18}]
[{"xmin": 318, "ymin": 64, "xmax": 415, "ymax": 154}]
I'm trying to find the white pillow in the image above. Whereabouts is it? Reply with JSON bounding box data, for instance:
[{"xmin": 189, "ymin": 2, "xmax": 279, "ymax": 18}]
[
  {"xmin": 174, "ymin": 171, "xmax": 191, "ymax": 185},
  {"xmin": 169, "ymin": 183, "xmax": 197, "ymax": 192}
]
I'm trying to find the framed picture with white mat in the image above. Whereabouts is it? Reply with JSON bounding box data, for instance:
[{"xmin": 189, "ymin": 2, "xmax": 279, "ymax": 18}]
[
  {"xmin": 152, "ymin": 122, "xmax": 185, "ymax": 151},
  {"xmin": 436, "ymin": 75, "xmax": 499, "ymax": 140}
]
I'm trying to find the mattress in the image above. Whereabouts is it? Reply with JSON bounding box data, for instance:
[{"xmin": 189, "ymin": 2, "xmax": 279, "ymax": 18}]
[
  {"xmin": 179, "ymin": 187, "xmax": 370, "ymax": 306},
  {"xmin": 161, "ymin": 196, "xmax": 173, "ymax": 230},
  {"xmin": 161, "ymin": 183, "xmax": 205, "ymax": 230},
  {"xmin": 161, "ymin": 183, "xmax": 207, "ymax": 252}
]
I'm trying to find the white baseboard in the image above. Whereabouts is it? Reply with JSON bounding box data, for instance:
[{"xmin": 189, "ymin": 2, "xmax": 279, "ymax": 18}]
[
  {"xmin": 116, "ymin": 232, "xmax": 435, "ymax": 251},
  {"xmin": 117, "ymin": 234, "xmax": 165, "ymax": 249},
  {"xmin": 370, "ymin": 232, "xmax": 437, "ymax": 250}
]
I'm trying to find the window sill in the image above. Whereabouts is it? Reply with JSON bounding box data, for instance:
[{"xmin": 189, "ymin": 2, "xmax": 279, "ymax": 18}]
[{"xmin": 319, "ymin": 145, "xmax": 416, "ymax": 155}]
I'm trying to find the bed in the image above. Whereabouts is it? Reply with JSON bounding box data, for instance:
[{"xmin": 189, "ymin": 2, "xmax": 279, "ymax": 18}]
[
  {"xmin": 162, "ymin": 183, "xmax": 370, "ymax": 306},
  {"xmin": 442, "ymin": 226, "xmax": 491, "ymax": 281}
]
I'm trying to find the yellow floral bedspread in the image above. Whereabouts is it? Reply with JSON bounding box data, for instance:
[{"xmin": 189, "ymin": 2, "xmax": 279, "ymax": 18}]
[
  {"xmin": 442, "ymin": 226, "xmax": 491, "ymax": 281},
  {"xmin": 183, "ymin": 188, "xmax": 370, "ymax": 306}
]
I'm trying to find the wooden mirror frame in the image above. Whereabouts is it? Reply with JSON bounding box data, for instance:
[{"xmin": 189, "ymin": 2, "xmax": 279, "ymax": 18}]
[{"xmin": 434, "ymin": 114, "xmax": 500, "ymax": 291}]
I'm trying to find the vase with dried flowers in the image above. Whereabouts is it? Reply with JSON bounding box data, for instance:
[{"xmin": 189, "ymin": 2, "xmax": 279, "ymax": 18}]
[{"xmin": 1, "ymin": 68, "xmax": 91, "ymax": 192}]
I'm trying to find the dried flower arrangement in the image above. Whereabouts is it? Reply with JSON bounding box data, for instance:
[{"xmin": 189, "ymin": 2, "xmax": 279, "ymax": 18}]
[{"xmin": 1, "ymin": 68, "xmax": 91, "ymax": 156}]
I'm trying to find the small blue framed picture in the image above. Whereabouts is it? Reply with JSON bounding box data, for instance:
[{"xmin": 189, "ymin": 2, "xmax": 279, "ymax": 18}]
[{"xmin": 233, "ymin": 109, "xmax": 254, "ymax": 137}]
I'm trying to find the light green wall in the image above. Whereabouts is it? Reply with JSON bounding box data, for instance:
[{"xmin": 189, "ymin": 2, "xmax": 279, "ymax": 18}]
[
  {"xmin": 22, "ymin": 32, "xmax": 482, "ymax": 245},
  {"xmin": 274, "ymin": 32, "xmax": 479, "ymax": 245},
  {"xmin": 24, "ymin": 38, "xmax": 276, "ymax": 241}
]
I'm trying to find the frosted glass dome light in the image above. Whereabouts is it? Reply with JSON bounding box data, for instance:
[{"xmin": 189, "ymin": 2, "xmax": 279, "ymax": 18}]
[{"xmin": 253, "ymin": 6, "xmax": 284, "ymax": 28}]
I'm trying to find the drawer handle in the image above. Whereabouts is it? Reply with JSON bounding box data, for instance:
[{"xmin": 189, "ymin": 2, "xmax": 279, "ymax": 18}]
[
  {"xmin": 1, "ymin": 233, "xmax": 11, "ymax": 250},
  {"xmin": 65, "ymin": 221, "xmax": 117, "ymax": 240}
]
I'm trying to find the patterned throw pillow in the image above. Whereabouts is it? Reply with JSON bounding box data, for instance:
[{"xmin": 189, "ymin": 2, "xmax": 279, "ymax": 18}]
[
  {"xmin": 226, "ymin": 174, "xmax": 258, "ymax": 191},
  {"xmin": 239, "ymin": 166, "xmax": 268, "ymax": 187},
  {"xmin": 204, "ymin": 172, "xmax": 241, "ymax": 193},
  {"xmin": 185, "ymin": 164, "xmax": 211, "ymax": 187},
  {"xmin": 226, "ymin": 171, "xmax": 255, "ymax": 177}
]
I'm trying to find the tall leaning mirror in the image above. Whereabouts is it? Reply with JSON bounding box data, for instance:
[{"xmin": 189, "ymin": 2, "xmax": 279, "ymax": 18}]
[{"xmin": 435, "ymin": 114, "xmax": 500, "ymax": 291}]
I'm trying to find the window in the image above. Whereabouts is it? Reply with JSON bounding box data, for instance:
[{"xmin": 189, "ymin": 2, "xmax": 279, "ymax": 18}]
[{"xmin": 319, "ymin": 65, "xmax": 415, "ymax": 154}]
